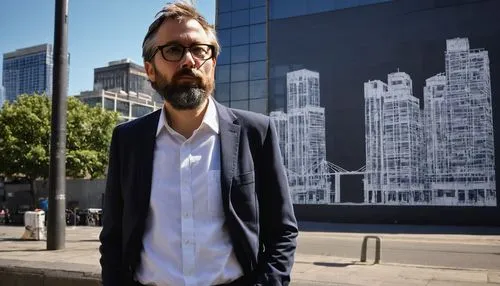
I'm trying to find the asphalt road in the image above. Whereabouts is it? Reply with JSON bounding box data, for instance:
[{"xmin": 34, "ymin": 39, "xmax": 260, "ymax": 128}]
[{"xmin": 297, "ymin": 230, "xmax": 500, "ymax": 270}]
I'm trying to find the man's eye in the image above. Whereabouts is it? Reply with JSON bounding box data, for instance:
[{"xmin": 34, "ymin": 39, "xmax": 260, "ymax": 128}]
[
  {"xmin": 191, "ymin": 47, "xmax": 206, "ymax": 55},
  {"xmin": 165, "ymin": 46, "xmax": 183, "ymax": 55}
]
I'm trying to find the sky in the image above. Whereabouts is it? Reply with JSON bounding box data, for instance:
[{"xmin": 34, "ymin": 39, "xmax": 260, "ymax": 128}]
[{"xmin": 0, "ymin": 0, "xmax": 215, "ymax": 96}]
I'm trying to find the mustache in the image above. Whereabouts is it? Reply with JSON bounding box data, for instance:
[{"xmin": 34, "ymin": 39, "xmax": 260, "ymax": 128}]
[{"xmin": 171, "ymin": 68, "xmax": 203, "ymax": 83}]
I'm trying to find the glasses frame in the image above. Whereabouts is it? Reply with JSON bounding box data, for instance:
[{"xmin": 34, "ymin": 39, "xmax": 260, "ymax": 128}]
[{"xmin": 149, "ymin": 43, "xmax": 215, "ymax": 62}]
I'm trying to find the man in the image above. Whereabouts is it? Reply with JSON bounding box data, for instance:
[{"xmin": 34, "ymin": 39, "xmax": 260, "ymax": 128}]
[{"xmin": 99, "ymin": 2, "xmax": 298, "ymax": 286}]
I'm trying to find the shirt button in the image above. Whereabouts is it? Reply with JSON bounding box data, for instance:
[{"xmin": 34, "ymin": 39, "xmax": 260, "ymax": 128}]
[
  {"xmin": 184, "ymin": 212, "xmax": 190, "ymax": 218},
  {"xmin": 184, "ymin": 239, "xmax": 190, "ymax": 245}
]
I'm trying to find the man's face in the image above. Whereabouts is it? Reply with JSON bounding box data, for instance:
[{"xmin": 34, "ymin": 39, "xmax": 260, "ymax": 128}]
[{"xmin": 145, "ymin": 18, "xmax": 216, "ymax": 110}]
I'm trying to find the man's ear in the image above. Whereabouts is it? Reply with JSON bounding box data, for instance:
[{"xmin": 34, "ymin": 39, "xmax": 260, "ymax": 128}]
[{"xmin": 144, "ymin": 61, "xmax": 156, "ymax": 83}]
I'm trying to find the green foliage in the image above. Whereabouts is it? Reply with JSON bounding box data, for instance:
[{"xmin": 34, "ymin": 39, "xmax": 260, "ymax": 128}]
[{"xmin": 0, "ymin": 94, "xmax": 119, "ymax": 182}]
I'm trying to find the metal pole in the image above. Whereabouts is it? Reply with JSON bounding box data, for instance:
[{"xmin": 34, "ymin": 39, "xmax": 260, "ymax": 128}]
[{"xmin": 47, "ymin": 0, "xmax": 69, "ymax": 250}]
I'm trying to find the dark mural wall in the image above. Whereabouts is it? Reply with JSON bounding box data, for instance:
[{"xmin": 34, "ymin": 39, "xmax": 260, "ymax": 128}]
[{"xmin": 268, "ymin": 0, "xmax": 500, "ymax": 224}]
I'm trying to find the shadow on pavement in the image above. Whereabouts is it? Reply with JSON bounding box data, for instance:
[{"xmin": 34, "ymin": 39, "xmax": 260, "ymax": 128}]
[
  {"xmin": 298, "ymin": 221, "xmax": 500, "ymax": 235},
  {"xmin": 0, "ymin": 248, "xmax": 48, "ymax": 252},
  {"xmin": 313, "ymin": 262, "xmax": 355, "ymax": 267},
  {"xmin": 0, "ymin": 238, "xmax": 43, "ymax": 242}
]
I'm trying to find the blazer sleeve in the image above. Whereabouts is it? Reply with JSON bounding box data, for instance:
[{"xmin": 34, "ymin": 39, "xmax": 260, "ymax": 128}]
[
  {"xmin": 99, "ymin": 126, "xmax": 124, "ymax": 286},
  {"xmin": 255, "ymin": 118, "xmax": 299, "ymax": 286}
]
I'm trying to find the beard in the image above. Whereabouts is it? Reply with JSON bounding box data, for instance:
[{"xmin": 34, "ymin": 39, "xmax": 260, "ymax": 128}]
[{"xmin": 151, "ymin": 65, "xmax": 215, "ymax": 110}]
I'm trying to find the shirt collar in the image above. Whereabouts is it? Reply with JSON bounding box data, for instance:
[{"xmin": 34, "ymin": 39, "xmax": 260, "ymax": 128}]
[{"xmin": 156, "ymin": 97, "xmax": 220, "ymax": 137}]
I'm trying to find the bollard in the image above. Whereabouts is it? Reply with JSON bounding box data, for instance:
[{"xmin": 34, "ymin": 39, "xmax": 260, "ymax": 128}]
[{"xmin": 360, "ymin": 235, "xmax": 381, "ymax": 264}]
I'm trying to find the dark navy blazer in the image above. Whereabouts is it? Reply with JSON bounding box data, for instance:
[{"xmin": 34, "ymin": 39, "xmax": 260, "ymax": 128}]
[{"xmin": 99, "ymin": 100, "xmax": 298, "ymax": 286}]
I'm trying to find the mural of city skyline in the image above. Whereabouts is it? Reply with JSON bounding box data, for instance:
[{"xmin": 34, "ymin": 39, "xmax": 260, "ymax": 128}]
[{"xmin": 272, "ymin": 38, "xmax": 496, "ymax": 207}]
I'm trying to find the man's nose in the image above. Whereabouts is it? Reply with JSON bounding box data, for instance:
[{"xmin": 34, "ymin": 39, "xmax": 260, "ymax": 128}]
[{"xmin": 180, "ymin": 49, "xmax": 196, "ymax": 69}]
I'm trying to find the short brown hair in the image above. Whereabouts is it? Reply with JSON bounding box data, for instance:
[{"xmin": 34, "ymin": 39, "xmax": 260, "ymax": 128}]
[{"xmin": 142, "ymin": 1, "xmax": 220, "ymax": 61}]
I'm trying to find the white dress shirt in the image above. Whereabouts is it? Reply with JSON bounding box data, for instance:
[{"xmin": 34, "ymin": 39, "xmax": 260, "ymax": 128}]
[{"xmin": 135, "ymin": 97, "xmax": 243, "ymax": 286}]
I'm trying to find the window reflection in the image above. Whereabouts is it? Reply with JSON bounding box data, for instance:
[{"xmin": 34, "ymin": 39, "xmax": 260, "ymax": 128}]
[
  {"xmin": 215, "ymin": 83, "xmax": 230, "ymax": 102},
  {"xmin": 231, "ymin": 82, "xmax": 249, "ymax": 101},
  {"xmin": 250, "ymin": 24, "xmax": 266, "ymax": 43},
  {"xmin": 250, "ymin": 61, "xmax": 266, "ymax": 80},
  {"xmin": 250, "ymin": 7, "xmax": 266, "ymax": 24},
  {"xmin": 250, "ymin": 43, "xmax": 266, "ymax": 61},
  {"xmin": 269, "ymin": 0, "xmax": 391, "ymax": 19},
  {"xmin": 231, "ymin": 100, "xmax": 249, "ymax": 110},
  {"xmin": 218, "ymin": 49, "xmax": 230, "ymax": 65},
  {"xmin": 218, "ymin": 0, "xmax": 231, "ymax": 13},
  {"xmin": 104, "ymin": 98, "xmax": 114, "ymax": 111},
  {"xmin": 216, "ymin": 65, "xmax": 230, "ymax": 83},
  {"xmin": 231, "ymin": 63, "xmax": 249, "ymax": 82},
  {"xmin": 249, "ymin": 98, "xmax": 268, "ymax": 114},
  {"xmin": 231, "ymin": 45, "xmax": 249, "ymax": 63},
  {"xmin": 231, "ymin": 0, "xmax": 249, "ymax": 11},
  {"xmin": 132, "ymin": 104, "xmax": 153, "ymax": 118},
  {"xmin": 250, "ymin": 79, "xmax": 267, "ymax": 99},
  {"xmin": 217, "ymin": 12, "xmax": 231, "ymax": 29},
  {"xmin": 218, "ymin": 29, "xmax": 231, "ymax": 48},
  {"xmin": 231, "ymin": 26, "xmax": 249, "ymax": 45},
  {"xmin": 116, "ymin": 100, "xmax": 129, "ymax": 116},
  {"xmin": 232, "ymin": 9, "xmax": 249, "ymax": 27},
  {"xmin": 250, "ymin": 0, "xmax": 266, "ymax": 8}
]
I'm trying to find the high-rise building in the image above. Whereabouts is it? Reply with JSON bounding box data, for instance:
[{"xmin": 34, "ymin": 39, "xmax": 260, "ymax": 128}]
[
  {"xmin": 0, "ymin": 85, "xmax": 5, "ymax": 108},
  {"xmin": 215, "ymin": 0, "xmax": 499, "ymax": 210},
  {"xmin": 364, "ymin": 72, "xmax": 425, "ymax": 204},
  {"xmin": 214, "ymin": 0, "xmax": 391, "ymax": 114},
  {"xmin": 93, "ymin": 59, "xmax": 161, "ymax": 103},
  {"xmin": 2, "ymin": 44, "xmax": 54, "ymax": 102}
]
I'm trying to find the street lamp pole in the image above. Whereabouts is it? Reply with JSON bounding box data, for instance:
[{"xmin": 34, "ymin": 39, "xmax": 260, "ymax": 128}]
[{"xmin": 47, "ymin": 0, "xmax": 69, "ymax": 250}]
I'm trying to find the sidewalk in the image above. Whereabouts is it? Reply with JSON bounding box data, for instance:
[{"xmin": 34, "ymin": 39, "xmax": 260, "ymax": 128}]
[{"xmin": 0, "ymin": 226, "xmax": 499, "ymax": 285}]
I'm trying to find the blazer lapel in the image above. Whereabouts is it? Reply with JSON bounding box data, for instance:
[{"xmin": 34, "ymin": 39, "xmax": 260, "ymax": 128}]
[
  {"xmin": 137, "ymin": 109, "xmax": 161, "ymax": 218},
  {"xmin": 215, "ymin": 101, "xmax": 241, "ymax": 208}
]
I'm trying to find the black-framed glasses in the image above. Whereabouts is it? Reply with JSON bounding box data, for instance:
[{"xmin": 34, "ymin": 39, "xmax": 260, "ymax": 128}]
[{"xmin": 151, "ymin": 43, "xmax": 215, "ymax": 62}]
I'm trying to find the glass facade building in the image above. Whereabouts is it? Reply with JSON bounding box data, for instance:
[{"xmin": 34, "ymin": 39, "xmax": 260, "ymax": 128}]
[
  {"xmin": 0, "ymin": 85, "xmax": 5, "ymax": 108},
  {"xmin": 214, "ymin": 0, "xmax": 391, "ymax": 114},
  {"xmin": 2, "ymin": 44, "xmax": 55, "ymax": 102},
  {"xmin": 214, "ymin": 0, "xmax": 499, "ymax": 210},
  {"xmin": 215, "ymin": 0, "xmax": 268, "ymax": 113}
]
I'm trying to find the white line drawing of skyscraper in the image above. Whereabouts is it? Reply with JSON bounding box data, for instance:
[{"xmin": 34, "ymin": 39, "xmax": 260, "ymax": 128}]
[
  {"xmin": 365, "ymin": 38, "xmax": 496, "ymax": 206},
  {"xmin": 364, "ymin": 80, "xmax": 388, "ymax": 203},
  {"xmin": 364, "ymin": 72, "xmax": 425, "ymax": 204},
  {"xmin": 423, "ymin": 38, "xmax": 496, "ymax": 206},
  {"xmin": 271, "ymin": 69, "xmax": 331, "ymax": 204},
  {"xmin": 423, "ymin": 73, "xmax": 448, "ymax": 203},
  {"xmin": 270, "ymin": 110, "xmax": 288, "ymax": 167}
]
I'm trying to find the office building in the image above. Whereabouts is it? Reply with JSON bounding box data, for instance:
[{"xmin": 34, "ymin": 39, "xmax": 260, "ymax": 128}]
[
  {"xmin": 74, "ymin": 88, "xmax": 161, "ymax": 122},
  {"xmin": 93, "ymin": 59, "xmax": 161, "ymax": 103},
  {"xmin": 2, "ymin": 44, "xmax": 55, "ymax": 102},
  {"xmin": 215, "ymin": 0, "xmax": 498, "ymax": 211},
  {"xmin": 0, "ymin": 85, "xmax": 5, "ymax": 108}
]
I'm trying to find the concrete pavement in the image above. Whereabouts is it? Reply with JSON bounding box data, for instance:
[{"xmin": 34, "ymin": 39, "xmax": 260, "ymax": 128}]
[{"xmin": 0, "ymin": 225, "xmax": 499, "ymax": 285}]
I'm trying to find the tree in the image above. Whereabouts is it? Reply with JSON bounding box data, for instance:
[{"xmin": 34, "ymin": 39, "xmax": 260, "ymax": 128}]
[{"xmin": 0, "ymin": 94, "xmax": 119, "ymax": 207}]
